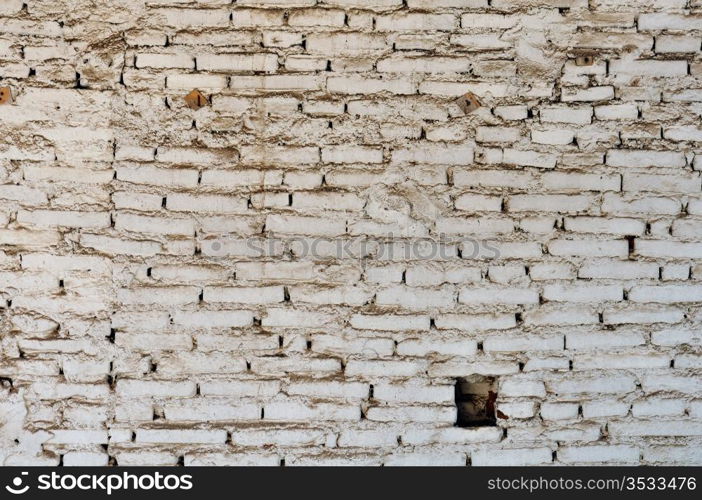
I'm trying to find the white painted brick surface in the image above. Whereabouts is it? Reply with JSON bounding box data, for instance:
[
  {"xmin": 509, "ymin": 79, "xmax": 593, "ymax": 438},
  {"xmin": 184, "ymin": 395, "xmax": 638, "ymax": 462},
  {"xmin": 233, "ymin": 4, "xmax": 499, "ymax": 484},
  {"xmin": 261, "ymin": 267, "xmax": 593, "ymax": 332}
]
[{"xmin": 0, "ymin": 0, "xmax": 700, "ymax": 467}]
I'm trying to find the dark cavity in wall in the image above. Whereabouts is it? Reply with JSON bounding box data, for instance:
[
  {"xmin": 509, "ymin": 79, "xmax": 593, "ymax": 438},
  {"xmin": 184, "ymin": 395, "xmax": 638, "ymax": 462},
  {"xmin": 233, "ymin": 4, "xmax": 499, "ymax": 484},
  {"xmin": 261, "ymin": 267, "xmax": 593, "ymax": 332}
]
[{"xmin": 455, "ymin": 375, "xmax": 497, "ymax": 427}]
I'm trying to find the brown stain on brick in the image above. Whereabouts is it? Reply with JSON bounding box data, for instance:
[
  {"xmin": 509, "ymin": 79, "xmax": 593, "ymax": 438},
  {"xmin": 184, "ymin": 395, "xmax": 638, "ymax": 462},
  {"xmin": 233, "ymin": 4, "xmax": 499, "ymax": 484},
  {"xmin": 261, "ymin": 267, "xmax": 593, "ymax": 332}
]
[
  {"xmin": 575, "ymin": 55, "xmax": 594, "ymax": 66},
  {"xmin": 184, "ymin": 89, "xmax": 209, "ymax": 110},
  {"xmin": 0, "ymin": 87, "xmax": 12, "ymax": 105},
  {"xmin": 574, "ymin": 51, "xmax": 597, "ymax": 66},
  {"xmin": 454, "ymin": 92, "xmax": 481, "ymax": 114}
]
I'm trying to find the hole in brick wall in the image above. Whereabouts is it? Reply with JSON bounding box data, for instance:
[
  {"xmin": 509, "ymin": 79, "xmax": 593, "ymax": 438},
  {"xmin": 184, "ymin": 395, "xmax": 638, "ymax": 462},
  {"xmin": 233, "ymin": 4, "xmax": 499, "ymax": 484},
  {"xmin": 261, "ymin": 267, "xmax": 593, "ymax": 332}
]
[{"xmin": 455, "ymin": 375, "xmax": 497, "ymax": 427}]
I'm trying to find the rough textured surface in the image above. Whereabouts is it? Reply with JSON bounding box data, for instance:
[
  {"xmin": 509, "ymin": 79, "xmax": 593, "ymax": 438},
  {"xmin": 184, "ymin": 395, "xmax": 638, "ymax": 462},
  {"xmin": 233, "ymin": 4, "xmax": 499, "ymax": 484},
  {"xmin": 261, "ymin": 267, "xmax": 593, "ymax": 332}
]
[{"xmin": 1, "ymin": 0, "xmax": 702, "ymax": 466}]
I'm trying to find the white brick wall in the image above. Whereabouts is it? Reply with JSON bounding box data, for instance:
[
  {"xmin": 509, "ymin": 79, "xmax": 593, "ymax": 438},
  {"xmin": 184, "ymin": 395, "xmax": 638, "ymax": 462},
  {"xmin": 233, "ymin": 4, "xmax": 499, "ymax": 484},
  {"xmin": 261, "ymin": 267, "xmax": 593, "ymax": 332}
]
[{"xmin": 0, "ymin": 0, "xmax": 701, "ymax": 467}]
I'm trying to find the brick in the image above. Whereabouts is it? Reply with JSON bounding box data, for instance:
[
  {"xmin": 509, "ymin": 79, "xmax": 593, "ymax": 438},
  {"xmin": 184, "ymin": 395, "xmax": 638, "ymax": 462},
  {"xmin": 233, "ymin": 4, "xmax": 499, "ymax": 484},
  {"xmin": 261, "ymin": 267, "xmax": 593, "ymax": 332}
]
[
  {"xmin": 579, "ymin": 261, "xmax": 658, "ymax": 279},
  {"xmin": 610, "ymin": 59, "xmax": 688, "ymax": 80},
  {"xmin": 375, "ymin": 14, "xmax": 457, "ymax": 31},
  {"xmin": 373, "ymin": 384, "xmax": 453, "ymax": 404},
  {"xmin": 630, "ymin": 285, "xmax": 702, "ymax": 303},
  {"xmin": 345, "ymin": 360, "xmax": 425, "ymax": 378},
  {"xmin": 602, "ymin": 194, "xmax": 681, "ymax": 215},
  {"xmin": 656, "ymin": 35, "xmax": 701, "ymax": 54},
  {"xmin": 639, "ymin": 14, "xmax": 702, "ymax": 31},
  {"xmin": 384, "ymin": 452, "xmax": 465, "ymax": 466},
  {"xmin": 562, "ymin": 86, "xmax": 614, "ymax": 102},
  {"xmin": 531, "ymin": 128, "xmax": 573, "ymax": 145},
  {"xmin": 116, "ymin": 380, "xmax": 196, "ymax": 397},
  {"xmin": 115, "ymin": 213, "xmax": 194, "ymax": 236},
  {"xmin": 451, "ymin": 34, "xmax": 512, "ymax": 51},
  {"xmin": 288, "ymin": 9, "xmax": 346, "ymax": 26},
  {"xmin": 564, "ymin": 217, "xmax": 644, "ymax": 235},
  {"xmin": 351, "ymin": 314, "xmax": 429, "ymax": 331},
  {"xmin": 366, "ymin": 406, "xmax": 456, "ymax": 423},
  {"xmin": 135, "ymin": 53, "xmax": 194, "ymax": 69},
  {"xmin": 172, "ymin": 310, "xmax": 254, "ymax": 328},
  {"xmin": 567, "ymin": 331, "xmax": 644, "ymax": 350},
  {"xmin": 541, "ymin": 403, "xmax": 579, "ymax": 420},
  {"xmin": 378, "ymin": 57, "xmax": 471, "ymax": 74},
  {"xmin": 262, "ymin": 309, "xmax": 333, "ymax": 327},
  {"xmin": 337, "ymin": 429, "xmax": 397, "ymax": 448},
  {"xmin": 605, "ymin": 307, "xmax": 684, "ymax": 326},
  {"xmin": 502, "ymin": 149, "xmax": 557, "ymax": 169},
  {"xmin": 328, "ymin": 76, "xmax": 415, "ymax": 95},
  {"xmin": 645, "ymin": 447, "xmax": 702, "ymax": 465},
  {"xmin": 541, "ymin": 106, "xmax": 592, "ymax": 124},
  {"xmin": 204, "ymin": 286, "xmax": 284, "ymax": 304},
  {"xmin": 609, "ymin": 421, "xmax": 702, "ymax": 438},
  {"xmin": 664, "ymin": 126, "xmax": 702, "ymax": 142},
  {"xmin": 153, "ymin": 8, "xmax": 230, "ymax": 27},
  {"xmin": 498, "ymin": 401, "xmax": 536, "ymax": 419},
  {"xmin": 166, "ymin": 74, "xmax": 228, "ymax": 89},
  {"xmin": 321, "ymin": 145, "xmax": 383, "ymax": 164},
  {"xmin": 641, "ymin": 375, "xmax": 700, "ymax": 394},
  {"xmin": 624, "ymin": 173, "xmax": 701, "ymax": 193},
  {"xmin": 472, "ymin": 448, "xmax": 552, "ymax": 466},
  {"xmin": 264, "ymin": 399, "xmax": 360, "ymax": 422},
  {"xmin": 508, "ymin": 195, "xmax": 594, "ymax": 213},
  {"xmin": 543, "ymin": 284, "xmax": 623, "ymax": 303},
  {"xmin": 402, "ymin": 427, "xmax": 501, "ymax": 446},
  {"xmin": 376, "ymin": 286, "xmax": 455, "ymax": 309},
  {"xmin": 266, "ymin": 215, "xmax": 345, "ymax": 236},
  {"xmin": 558, "ymin": 446, "xmax": 639, "ymax": 464},
  {"xmin": 17, "ymin": 210, "xmax": 110, "ymax": 229},
  {"xmin": 167, "ymin": 193, "xmax": 247, "ymax": 213},
  {"xmin": 307, "ymin": 33, "xmax": 388, "ymax": 55},
  {"xmin": 595, "ymin": 103, "xmax": 639, "ymax": 120},
  {"xmin": 197, "ymin": 54, "xmax": 278, "ymax": 72},
  {"xmin": 136, "ymin": 429, "xmax": 227, "ymax": 444},
  {"xmin": 606, "ymin": 150, "xmax": 687, "ymax": 168},
  {"xmin": 200, "ymin": 380, "xmax": 281, "ymax": 397},
  {"xmin": 391, "ymin": 144, "xmax": 473, "ymax": 165},
  {"xmin": 549, "ymin": 239, "xmax": 629, "ymax": 257},
  {"xmin": 0, "ymin": 185, "xmax": 48, "ymax": 205},
  {"xmin": 484, "ymin": 335, "xmax": 562, "ymax": 353},
  {"xmin": 117, "ymin": 166, "xmax": 199, "ymax": 187},
  {"xmin": 459, "ymin": 287, "xmax": 539, "ymax": 305}
]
